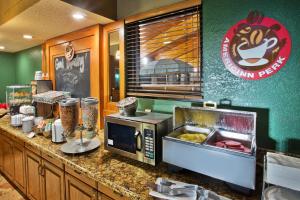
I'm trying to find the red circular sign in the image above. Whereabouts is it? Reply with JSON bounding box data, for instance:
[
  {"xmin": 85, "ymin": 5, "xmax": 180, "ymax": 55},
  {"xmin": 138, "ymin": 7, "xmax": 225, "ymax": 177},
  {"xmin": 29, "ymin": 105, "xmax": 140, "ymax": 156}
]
[{"xmin": 221, "ymin": 14, "xmax": 291, "ymax": 80}]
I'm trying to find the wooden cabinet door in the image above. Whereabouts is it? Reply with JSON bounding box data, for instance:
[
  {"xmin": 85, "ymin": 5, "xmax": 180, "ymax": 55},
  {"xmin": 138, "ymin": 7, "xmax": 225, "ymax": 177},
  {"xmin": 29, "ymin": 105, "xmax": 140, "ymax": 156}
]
[
  {"xmin": 13, "ymin": 142, "xmax": 26, "ymax": 193},
  {"xmin": 0, "ymin": 134, "xmax": 4, "ymax": 170},
  {"xmin": 2, "ymin": 135, "xmax": 14, "ymax": 179},
  {"xmin": 26, "ymin": 149, "xmax": 42, "ymax": 200},
  {"xmin": 41, "ymin": 159, "xmax": 65, "ymax": 200},
  {"xmin": 65, "ymin": 174, "xmax": 97, "ymax": 200},
  {"xmin": 98, "ymin": 193, "xmax": 113, "ymax": 200}
]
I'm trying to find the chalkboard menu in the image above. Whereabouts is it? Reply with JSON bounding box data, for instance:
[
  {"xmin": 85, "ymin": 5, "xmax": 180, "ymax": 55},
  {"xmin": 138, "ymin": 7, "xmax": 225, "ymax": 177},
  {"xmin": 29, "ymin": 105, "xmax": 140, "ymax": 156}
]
[{"xmin": 54, "ymin": 51, "xmax": 90, "ymax": 98}]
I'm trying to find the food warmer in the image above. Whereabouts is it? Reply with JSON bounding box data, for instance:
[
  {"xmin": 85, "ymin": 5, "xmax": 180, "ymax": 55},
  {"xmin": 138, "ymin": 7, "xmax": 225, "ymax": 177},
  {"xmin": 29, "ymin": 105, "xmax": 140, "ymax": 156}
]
[
  {"xmin": 6, "ymin": 85, "xmax": 32, "ymax": 115},
  {"xmin": 163, "ymin": 105, "xmax": 257, "ymax": 189}
]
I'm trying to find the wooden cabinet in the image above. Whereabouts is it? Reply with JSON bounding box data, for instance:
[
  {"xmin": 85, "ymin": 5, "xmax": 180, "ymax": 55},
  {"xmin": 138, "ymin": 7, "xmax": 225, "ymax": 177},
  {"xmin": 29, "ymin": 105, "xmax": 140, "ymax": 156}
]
[
  {"xmin": 0, "ymin": 133, "xmax": 4, "ymax": 170},
  {"xmin": 0, "ymin": 129, "xmax": 126, "ymax": 200},
  {"xmin": 99, "ymin": 193, "xmax": 113, "ymax": 200},
  {"xmin": 25, "ymin": 149, "xmax": 65, "ymax": 200},
  {"xmin": 98, "ymin": 183, "xmax": 125, "ymax": 200},
  {"xmin": 13, "ymin": 141, "xmax": 26, "ymax": 193},
  {"xmin": 25, "ymin": 149, "xmax": 43, "ymax": 200},
  {"xmin": 2, "ymin": 135, "xmax": 14, "ymax": 180},
  {"xmin": 65, "ymin": 174, "xmax": 97, "ymax": 200},
  {"xmin": 103, "ymin": 20, "xmax": 125, "ymax": 117},
  {"xmin": 41, "ymin": 159, "xmax": 65, "ymax": 200}
]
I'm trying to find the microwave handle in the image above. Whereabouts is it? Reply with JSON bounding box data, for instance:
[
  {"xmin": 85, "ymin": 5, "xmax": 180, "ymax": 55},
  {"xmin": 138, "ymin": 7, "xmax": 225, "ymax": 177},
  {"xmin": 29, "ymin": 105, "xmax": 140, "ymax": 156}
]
[{"xmin": 135, "ymin": 131, "xmax": 142, "ymax": 151}]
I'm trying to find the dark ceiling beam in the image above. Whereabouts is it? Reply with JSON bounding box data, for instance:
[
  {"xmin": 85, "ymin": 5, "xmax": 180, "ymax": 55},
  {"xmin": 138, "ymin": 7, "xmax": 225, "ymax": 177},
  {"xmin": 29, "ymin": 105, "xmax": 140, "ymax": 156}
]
[{"xmin": 62, "ymin": 0, "xmax": 117, "ymax": 20}]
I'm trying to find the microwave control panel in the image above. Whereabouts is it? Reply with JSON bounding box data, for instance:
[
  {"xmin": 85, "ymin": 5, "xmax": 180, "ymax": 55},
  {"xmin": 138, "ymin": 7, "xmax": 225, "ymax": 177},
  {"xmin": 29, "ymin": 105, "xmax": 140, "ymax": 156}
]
[{"xmin": 144, "ymin": 129, "xmax": 154, "ymax": 160}]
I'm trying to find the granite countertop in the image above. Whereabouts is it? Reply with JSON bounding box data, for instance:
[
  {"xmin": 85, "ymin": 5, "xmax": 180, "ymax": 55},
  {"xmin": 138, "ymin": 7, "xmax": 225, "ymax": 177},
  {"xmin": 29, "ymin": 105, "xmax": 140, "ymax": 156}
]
[{"xmin": 0, "ymin": 117, "xmax": 261, "ymax": 200}]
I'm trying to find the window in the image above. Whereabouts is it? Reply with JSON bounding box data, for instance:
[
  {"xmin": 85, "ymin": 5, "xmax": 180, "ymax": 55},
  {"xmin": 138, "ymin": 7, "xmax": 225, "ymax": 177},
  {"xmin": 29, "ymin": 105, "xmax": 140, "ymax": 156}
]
[{"xmin": 125, "ymin": 6, "xmax": 201, "ymax": 100}]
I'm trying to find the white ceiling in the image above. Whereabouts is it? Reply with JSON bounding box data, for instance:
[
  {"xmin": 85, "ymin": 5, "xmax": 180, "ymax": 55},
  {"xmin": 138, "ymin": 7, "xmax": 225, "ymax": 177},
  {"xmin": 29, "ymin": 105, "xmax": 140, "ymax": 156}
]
[{"xmin": 0, "ymin": 0, "xmax": 114, "ymax": 53}]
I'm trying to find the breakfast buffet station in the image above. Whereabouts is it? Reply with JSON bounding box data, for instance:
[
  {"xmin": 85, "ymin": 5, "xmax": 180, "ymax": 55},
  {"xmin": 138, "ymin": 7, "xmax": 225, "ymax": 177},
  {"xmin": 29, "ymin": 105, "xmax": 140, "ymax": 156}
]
[{"xmin": 0, "ymin": 0, "xmax": 300, "ymax": 200}]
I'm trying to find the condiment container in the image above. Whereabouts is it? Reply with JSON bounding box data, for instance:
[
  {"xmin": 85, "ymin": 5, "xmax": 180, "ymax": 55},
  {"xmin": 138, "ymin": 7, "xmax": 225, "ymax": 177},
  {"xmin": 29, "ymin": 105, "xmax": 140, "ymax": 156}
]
[
  {"xmin": 34, "ymin": 116, "xmax": 43, "ymax": 126},
  {"xmin": 22, "ymin": 116, "xmax": 34, "ymax": 133},
  {"xmin": 52, "ymin": 119, "xmax": 65, "ymax": 143}
]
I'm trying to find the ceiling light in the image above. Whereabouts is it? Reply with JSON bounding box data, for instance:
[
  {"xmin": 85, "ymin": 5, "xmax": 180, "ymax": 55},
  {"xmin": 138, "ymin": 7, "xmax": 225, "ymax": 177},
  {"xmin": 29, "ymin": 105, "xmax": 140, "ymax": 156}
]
[
  {"xmin": 23, "ymin": 35, "xmax": 33, "ymax": 39},
  {"xmin": 163, "ymin": 41, "xmax": 171, "ymax": 44},
  {"xmin": 72, "ymin": 13, "xmax": 85, "ymax": 20},
  {"xmin": 0, "ymin": 46, "xmax": 5, "ymax": 50}
]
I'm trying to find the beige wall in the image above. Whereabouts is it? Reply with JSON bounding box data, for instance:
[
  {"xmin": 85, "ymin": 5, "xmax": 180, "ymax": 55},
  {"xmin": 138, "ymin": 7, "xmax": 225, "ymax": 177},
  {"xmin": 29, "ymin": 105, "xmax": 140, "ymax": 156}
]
[{"xmin": 117, "ymin": 0, "xmax": 184, "ymax": 19}]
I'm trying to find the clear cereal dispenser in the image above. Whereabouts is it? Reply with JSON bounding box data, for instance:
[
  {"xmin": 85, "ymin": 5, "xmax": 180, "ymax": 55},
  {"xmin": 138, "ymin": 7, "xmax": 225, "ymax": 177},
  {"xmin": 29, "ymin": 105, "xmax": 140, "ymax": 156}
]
[
  {"xmin": 59, "ymin": 98, "xmax": 79, "ymax": 143},
  {"xmin": 81, "ymin": 97, "xmax": 99, "ymax": 139}
]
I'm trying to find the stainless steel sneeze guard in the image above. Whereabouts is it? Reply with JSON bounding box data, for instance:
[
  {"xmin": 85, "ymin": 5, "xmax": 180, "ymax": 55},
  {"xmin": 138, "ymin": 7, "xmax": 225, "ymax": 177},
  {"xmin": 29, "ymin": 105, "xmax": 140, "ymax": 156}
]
[{"xmin": 163, "ymin": 106, "xmax": 257, "ymax": 189}]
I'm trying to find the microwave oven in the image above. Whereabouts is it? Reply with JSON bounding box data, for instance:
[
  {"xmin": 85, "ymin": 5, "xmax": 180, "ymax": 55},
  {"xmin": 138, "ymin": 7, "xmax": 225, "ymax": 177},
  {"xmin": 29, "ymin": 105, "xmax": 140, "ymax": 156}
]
[{"xmin": 104, "ymin": 112, "xmax": 172, "ymax": 166}]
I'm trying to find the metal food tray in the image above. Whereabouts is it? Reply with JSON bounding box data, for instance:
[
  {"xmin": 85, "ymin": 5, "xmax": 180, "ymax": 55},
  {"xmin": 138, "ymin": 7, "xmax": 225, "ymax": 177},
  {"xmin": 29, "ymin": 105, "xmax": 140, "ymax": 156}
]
[
  {"xmin": 163, "ymin": 106, "xmax": 257, "ymax": 189},
  {"xmin": 204, "ymin": 129, "xmax": 255, "ymax": 156},
  {"xmin": 166, "ymin": 125, "xmax": 214, "ymax": 145}
]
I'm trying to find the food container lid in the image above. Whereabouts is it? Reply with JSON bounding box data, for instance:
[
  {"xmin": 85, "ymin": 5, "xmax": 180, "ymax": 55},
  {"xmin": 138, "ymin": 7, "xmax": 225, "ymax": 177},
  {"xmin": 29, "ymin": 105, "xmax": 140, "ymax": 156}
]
[
  {"xmin": 59, "ymin": 98, "xmax": 78, "ymax": 106},
  {"xmin": 173, "ymin": 106, "xmax": 256, "ymax": 136},
  {"xmin": 81, "ymin": 97, "xmax": 98, "ymax": 105},
  {"xmin": 116, "ymin": 97, "xmax": 137, "ymax": 108}
]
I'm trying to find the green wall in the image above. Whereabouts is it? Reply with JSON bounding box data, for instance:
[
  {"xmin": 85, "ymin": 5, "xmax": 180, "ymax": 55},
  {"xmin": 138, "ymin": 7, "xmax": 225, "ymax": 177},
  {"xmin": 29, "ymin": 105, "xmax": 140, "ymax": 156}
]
[
  {"xmin": 134, "ymin": 0, "xmax": 300, "ymax": 154},
  {"xmin": 202, "ymin": 0, "xmax": 300, "ymax": 153},
  {"xmin": 0, "ymin": 45, "xmax": 42, "ymax": 102},
  {"xmin": 0, "ymin": 52, "xmax": 16, "ymax": 102},
  {"xmin": 15, "ymin": 45, "xmax": 42, "ymax": 84}
]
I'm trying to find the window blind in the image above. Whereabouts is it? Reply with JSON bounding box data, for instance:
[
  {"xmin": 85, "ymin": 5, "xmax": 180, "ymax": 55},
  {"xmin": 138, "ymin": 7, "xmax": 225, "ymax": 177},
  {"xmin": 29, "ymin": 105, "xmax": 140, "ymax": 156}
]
[{"xmin": 125, "ymin": 6, "xmax": 202, "ymax": 100}]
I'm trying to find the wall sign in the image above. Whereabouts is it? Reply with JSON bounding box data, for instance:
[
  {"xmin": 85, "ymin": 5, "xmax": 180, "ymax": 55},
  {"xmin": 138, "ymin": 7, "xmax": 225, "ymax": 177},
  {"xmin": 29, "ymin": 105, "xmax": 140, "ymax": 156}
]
[
  {"xmin": 221, "ymin": 11, "xmax": 291, "ymax": 80},
  {"xmin": 55, "ymin": 51, "xmax": 90, "ymax": 98},
  {"xmin": 65, "ymin": 43, "xmax": 75, "ymax": 61}
]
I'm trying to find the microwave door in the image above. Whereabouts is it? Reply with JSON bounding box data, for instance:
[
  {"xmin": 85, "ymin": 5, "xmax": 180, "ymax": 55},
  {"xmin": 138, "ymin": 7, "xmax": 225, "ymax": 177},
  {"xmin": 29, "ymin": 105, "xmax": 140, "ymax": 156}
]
[{"xmin": 105, "ymin": 119, "xmax": 144, "ymax": 161}]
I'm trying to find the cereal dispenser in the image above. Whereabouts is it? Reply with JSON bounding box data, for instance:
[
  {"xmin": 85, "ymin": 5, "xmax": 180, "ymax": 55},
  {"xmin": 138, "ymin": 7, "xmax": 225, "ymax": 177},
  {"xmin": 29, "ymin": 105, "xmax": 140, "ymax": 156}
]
[
  {"xmin": 81, "ymin": 97, "xmax": 99, "ymax": 139},
  {"xmin": 59, "ymin": 98, "xmax": 100, "ymax": 154}
]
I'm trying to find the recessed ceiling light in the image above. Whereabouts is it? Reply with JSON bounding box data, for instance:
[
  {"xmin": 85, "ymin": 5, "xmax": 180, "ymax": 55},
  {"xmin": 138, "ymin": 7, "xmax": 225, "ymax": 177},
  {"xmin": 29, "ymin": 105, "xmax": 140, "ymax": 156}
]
[
  {"xmin": 23, "ymin": 35, "xmax": 33, "ymax": 39},
  {"xmin": 72, "ymin": 13, "xmax": 85, "ymax": 20},
  {"xmin": 0, "ymin": 46, "xmax": 5, "ymax": 50}
]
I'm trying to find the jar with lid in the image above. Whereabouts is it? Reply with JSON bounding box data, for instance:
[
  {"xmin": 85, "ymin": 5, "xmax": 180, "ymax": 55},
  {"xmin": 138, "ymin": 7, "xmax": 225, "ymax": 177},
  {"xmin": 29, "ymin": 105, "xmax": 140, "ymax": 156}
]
[
  {"xmin": 81, "ymin": 97, "xmax": 98, "ymax": 139},
  {"xmin": 59, "ymin": 98, "xmax": 79, "ymax": 142}
]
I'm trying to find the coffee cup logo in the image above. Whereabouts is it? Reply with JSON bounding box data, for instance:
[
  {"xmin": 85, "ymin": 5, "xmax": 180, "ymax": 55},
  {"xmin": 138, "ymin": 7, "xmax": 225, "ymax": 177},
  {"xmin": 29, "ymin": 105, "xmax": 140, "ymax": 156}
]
[{"xmin": 221, "ymin": 11, "xmax": 291, "ymax": 80}]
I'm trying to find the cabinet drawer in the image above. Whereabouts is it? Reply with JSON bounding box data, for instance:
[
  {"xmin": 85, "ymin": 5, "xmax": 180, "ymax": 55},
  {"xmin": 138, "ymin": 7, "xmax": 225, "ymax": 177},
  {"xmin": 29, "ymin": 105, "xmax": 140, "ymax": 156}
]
[
  {"xmin": 65, "ymin": 165, "xmax": 97, "ymax": 189},
  {"xmin": 65, "ymin": 173, "xmax": 98, "ymax": 200},
  {"xmin": 98, "ymin": 183, "xmax": 126, "ymax": 200},
  {"xmin": 42, "ymin": 152, "xmax": 64, "ymax": 169}
]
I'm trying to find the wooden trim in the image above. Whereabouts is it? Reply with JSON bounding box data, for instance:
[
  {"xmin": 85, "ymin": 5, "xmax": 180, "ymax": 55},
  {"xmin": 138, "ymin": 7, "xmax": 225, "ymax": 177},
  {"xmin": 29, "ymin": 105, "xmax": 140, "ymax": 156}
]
[
  {"xmin": 65, "ymin": 165, "xmax": 97, "ymax": 189},
  {"xmin": 102, "ymin": 20, "xmax": 125, "ymax": 116},
  {"xmin": 125, "ymin": 0, "xmax": 201, "ymax": 24},
  {"xmin": 98, "ymin": 183, "xmax": 128, "ymax": 200}
]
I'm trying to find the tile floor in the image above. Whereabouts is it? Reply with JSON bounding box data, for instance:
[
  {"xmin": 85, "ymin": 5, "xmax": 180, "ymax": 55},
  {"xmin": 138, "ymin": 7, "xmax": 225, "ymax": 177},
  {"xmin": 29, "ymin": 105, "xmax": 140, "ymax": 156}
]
[{"xmin": 0, "ymin": 174, "xmax": 25, "ymax": 200}]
